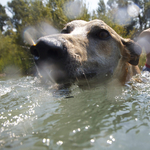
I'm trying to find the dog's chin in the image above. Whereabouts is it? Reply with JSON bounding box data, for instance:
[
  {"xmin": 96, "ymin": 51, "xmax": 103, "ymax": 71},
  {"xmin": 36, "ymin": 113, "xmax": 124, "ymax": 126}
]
[
  {"xmin": 39, "ymin": 68, "xmax": 69, "ymax": 84},
  {"xmin": 50, "ymin": 70, "xmax": 69, "ymax": 83}
]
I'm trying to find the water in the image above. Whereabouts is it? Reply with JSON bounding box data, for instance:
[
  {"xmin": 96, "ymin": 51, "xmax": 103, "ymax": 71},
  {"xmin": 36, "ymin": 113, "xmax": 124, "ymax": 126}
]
[{"xmin": 1, "ymin": 72, "xmax": 150, "ymax": 150}]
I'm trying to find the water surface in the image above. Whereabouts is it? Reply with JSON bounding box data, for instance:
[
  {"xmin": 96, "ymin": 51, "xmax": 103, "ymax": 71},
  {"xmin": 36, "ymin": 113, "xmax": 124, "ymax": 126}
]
[{"xmin": 1, "ymin": 72, "xmax": 150, "ymax": 150}]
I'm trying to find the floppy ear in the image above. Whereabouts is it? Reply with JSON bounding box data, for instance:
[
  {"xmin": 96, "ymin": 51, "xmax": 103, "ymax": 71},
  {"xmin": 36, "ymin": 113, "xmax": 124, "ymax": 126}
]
[{"xmin": 121, "ymin": 38, "xmax": 142, "ymax": 66}]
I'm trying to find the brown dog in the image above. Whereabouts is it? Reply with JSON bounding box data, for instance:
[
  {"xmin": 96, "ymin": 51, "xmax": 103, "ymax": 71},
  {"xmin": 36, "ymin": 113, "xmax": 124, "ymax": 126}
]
[{"xmin": 30, "ymin": 19, "xmax": 141, "ymax": 85}]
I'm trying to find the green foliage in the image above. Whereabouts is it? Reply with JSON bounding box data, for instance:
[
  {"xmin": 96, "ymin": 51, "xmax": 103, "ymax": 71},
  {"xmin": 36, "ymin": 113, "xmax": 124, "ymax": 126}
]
[{"xmin": 0, "ymin": 31, "xmax": 32, "ymax": 74}]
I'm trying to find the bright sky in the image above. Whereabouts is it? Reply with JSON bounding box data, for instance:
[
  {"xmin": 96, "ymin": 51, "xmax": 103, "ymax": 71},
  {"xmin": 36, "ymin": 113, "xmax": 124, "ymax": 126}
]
[
  {"xmin": 0, "ymin": 0, "xmax": 11, "ymax": 6},
  {"xmin": 0, "ymin": 0, "xmax": 107, "ymax": 14}
]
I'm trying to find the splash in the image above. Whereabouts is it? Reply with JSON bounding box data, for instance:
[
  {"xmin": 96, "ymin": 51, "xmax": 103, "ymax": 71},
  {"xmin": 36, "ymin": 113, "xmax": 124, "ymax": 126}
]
[
  {"xmin": 114, "ymin": 7, "xmax": 130, "ymax": 25},
  {"xmin": 63, "ymin": 1, "xmax": 83, "ymax": 19},
  {"xmin": 23, "ymin": 22, "xmax": 59, "ymax": 45},
  {"xmin": 127, "ymin": 4, "xmax": 140, "ymax": 17},
  {"xmin": 38, "ymin": 22, "xmax": 59, "ymax": 36},
  {"xmin": 113, "ymin": 3, "xmax": 140, "ymax": 25},
  {"xmin": 137, "ymin": 36, "xmax": 150, "ymax": 54},
  {"xmin": 23, "ymin": 27, "xmax": 38, "ymax": 45}
]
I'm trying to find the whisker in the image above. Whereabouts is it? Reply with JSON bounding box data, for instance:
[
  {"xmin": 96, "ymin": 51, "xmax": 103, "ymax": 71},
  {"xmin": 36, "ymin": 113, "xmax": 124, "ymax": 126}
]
[
  {"xmin": 80, "ymin": 62, "xmax": 90, "ymax": 89},
  {"xmin": 45, "ymin": 70, "xmax": 55, "ymax": 83},
  {"xmin": 75, "ymin": 55, "xmax": 90, "ymax": 89},
  {"xmin": 34, "ymin": 61, "xmax": 42, "ymax": 78},
  {"xmin": 76, "ymin": 77, "xmax": 79, "ymax": 82}
]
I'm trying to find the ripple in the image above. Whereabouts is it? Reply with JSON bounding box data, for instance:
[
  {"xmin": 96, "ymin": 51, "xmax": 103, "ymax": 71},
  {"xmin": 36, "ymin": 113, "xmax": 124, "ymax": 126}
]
[{"xmin": 1, "ymin": 74, "xmax": 150, "ymax": 149}]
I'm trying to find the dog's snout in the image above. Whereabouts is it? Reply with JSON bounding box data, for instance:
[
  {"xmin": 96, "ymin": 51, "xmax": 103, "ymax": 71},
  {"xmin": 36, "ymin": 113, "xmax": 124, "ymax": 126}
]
[{"xmin": 30, "ymin": 39, "xmax": 67, "ymax": 60}]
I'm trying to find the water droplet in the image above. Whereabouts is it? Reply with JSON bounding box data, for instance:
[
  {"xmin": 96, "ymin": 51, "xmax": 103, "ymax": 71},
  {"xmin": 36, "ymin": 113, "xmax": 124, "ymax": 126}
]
[
  {"xmin": 43, "ymin": 138, "xmax": 46, "ymax": 143},
  {"xmin": 90, "ymin": 139, "xmax": 95, "ymax": 143},
  {"xmin": 8, "ymin": 113, "xmax": 11, "ymax": 116},
  {"xmin": 46, "ymin": 139, "xmax": 50, "ymax": 146},
  {"xmin": 47, "ymin": 139, "xmax": 50, "ymax": 142},
  {"xmin": 110, "ymin": 135, "xmax": 113, "ymax": 139},
  {"xmin": 107, "ymin": 140, "xmax": 112, "ymax": 144},
  {"xmin": 77, "ymin": 119, "xmax": 81, "ymax": 122},
  {"xmin": 77, "ymin": 128, "xmax": 81, "ymax": 132},
  {"xmin": 85, "ymin": 126, "xmax": 89, "ymax": 129},
  {"xmin": 56, "ymin": 141, "xmax": 63, "ymax": 146},
  {"xmin": 73, "ymin": 130, "xmax": 76, "ymax": 133}
]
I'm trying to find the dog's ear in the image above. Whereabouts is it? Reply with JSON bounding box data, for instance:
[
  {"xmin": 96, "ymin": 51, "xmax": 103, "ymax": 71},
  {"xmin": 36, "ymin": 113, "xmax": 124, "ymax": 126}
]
[{"xmin": 121, "ymin": 38, "xmax": 142, "ymax": 66}]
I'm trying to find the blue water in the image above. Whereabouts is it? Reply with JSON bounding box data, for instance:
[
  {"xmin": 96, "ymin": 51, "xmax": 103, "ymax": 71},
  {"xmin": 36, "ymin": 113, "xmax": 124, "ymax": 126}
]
[{"xmin": 1, "ymin": 72, "xmax": 150, "ymax": 150}]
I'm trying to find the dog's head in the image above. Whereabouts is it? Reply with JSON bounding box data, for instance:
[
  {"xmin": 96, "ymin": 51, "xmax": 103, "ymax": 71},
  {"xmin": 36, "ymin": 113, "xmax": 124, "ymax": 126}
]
[{"xmin": 30, "ymin": 19, "xmax": 141, "ymax": 84}]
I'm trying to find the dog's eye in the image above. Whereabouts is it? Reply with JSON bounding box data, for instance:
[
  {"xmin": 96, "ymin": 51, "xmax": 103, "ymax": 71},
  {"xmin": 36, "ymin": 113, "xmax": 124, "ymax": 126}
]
[
  {"xmin": 61, "ymin": 26, "xmax": 73, "ymax": 34},
  {"xmin": 98, "ymin": 30, "xmax": 110, "ymax": 39},
  {"xmin": 61, "ymin": 29, "xmax": 69, "ymax": 34}
]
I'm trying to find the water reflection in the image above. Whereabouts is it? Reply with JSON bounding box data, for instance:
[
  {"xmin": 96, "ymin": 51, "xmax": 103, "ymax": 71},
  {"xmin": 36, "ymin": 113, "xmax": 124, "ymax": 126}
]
[{"xmin": 0, "ymin": 73, "xmax": 150, "ymax": 149}]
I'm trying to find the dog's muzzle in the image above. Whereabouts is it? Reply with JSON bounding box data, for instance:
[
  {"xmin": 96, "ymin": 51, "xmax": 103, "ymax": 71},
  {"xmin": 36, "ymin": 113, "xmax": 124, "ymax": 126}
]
[{"xmin": 30, "ymin": 37, "xmax": 69, "ymax": 83}]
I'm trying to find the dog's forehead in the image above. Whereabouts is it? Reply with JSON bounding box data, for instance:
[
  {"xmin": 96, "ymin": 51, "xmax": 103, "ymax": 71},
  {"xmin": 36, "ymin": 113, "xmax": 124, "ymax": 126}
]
[
  {"xmin": 67, "ymin": 19, "xmax": 106, "ymax": 28},
  {"xmin": 67, "ymin": 20, "xmax": 87, "ymax": 27},
  {"xmin": 66, "ymin": 19, "xmax": 115, "ymax": 34}
]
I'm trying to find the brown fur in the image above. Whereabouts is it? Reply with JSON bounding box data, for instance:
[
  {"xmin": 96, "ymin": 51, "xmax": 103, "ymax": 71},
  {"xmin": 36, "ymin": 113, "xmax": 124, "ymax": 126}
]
[{"xmin": 30, "ymin": 19, "xmax": 142, "ymax": 85}]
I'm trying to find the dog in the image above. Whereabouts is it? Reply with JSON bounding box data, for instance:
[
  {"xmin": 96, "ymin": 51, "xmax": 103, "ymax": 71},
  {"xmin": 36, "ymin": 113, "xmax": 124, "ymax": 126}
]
[{"xmin": 30, "ymin": 19, "xmax": 142, "ymax": 86}]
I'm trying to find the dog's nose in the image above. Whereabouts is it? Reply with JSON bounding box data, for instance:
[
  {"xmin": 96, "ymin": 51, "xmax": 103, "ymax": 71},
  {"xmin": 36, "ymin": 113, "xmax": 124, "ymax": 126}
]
[{"xmin": 30, "ymin": 38, "xmax": 67, "ymax": 60}]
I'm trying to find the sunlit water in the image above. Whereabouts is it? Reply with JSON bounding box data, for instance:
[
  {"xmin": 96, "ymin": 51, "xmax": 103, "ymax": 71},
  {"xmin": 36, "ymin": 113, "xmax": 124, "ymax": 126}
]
[{"xmin": 1, "ymin": 72, "xmax": 150, "ymax": 150}]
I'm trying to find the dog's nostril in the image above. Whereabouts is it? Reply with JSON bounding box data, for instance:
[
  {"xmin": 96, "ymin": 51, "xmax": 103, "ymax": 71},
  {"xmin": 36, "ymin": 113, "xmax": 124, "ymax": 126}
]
[
  {"xmin": 30, "ymin": 45, "xmax": 40, "ymax": 57},
  {"xmin": 33, "ymin": 49, "xmax": 40, "ymax": 57}
]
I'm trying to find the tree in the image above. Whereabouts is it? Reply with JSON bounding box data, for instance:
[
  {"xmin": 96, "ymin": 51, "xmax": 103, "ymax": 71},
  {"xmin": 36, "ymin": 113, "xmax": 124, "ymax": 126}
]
[
  {"xmin": 107, "ymin": 0, "xmax": 129, "ymax": 8},
  {"xmin": 7, "ymin": 0, "xmax": 30, "ymax": 31},
  {"xmin": 134, "ymin": 0, "xmax": 150, "ymax": 31},
  {"xmin": 0, "ymin": 4, "xmax": 9, "ymax": 32},
  {"xmin": 97, "ymin": 0, "xmax": 106, "ymax": 16},
  {"xmin": 0, "ymin": 31, "xmax": 32, "ymax": 74}
]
